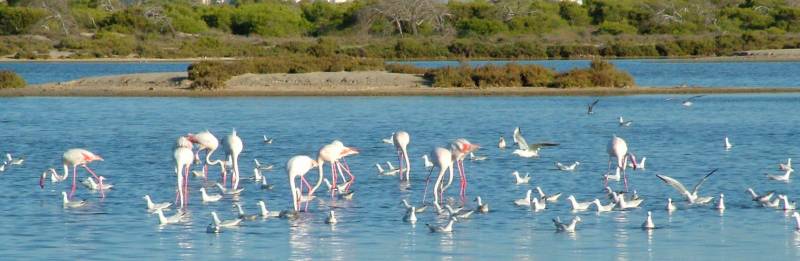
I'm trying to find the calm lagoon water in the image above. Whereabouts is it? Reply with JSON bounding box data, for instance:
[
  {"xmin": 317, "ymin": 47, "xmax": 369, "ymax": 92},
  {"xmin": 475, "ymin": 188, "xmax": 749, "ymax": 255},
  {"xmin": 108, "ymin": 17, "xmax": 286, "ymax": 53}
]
[
  {"xmin": 1, "ymin": 95, "xmax": 800, "ymax": 260},
  {"xmin": 4, "ymin": 59, "xmax": 800, "ymax": 87}
]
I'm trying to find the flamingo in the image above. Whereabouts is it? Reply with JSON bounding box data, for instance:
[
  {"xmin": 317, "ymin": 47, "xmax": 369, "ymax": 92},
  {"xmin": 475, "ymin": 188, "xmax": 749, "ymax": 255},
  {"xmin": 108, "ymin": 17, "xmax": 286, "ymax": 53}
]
[
  {"xmin": 226, "ymin": 129, "xmax": 244, "ymax": 190},
  {"xmin": 426, "ymin": 147, "xmax": 453, "ymax": 205},
  {"xmin": 187, "ymin": 131, "xmax": 227, "ymax": 185},
  {"xmin": 393, "ymin": 131, "xmax": 411, "ymax": 181},
  {"xmin": 607, "ymin": 135, "xmax": 637, "ymax": 191},
  {"xmin": 40, "ymin": 148, "xmax": 105, "ymax": 199},
  {"xmin": 287, "ymin": 155, "xmax": 320, "ymax": 212},
  {"xmin": 174, "ymin": 136, "xmax": 194, "ymax": 208},
  {"xmin": 317, "ymin": 141, "xmax": 359, "ymax": 198},
  {"xmin": 450, "ymin": 139, "xmax": 480, "ymax": 202}
]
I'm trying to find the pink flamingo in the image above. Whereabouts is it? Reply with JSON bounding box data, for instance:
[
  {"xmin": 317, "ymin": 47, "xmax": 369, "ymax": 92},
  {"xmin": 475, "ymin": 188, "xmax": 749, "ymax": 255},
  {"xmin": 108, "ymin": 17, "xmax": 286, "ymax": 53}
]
[
  {"xmin": 187, "ymin": 131, "xmax": 227, "ymax": 184},
  {"xmin": 39, "ymin": 148, "xmax": 105, "ymax": 199},
  {"xmin": 317, "ymin": 140, "xmax": 359, "ymax": 198},
  {"xmin": 174, "ymin": 136, "xmax": 194, "ymax": 208},
  {"xmin": 607, "ymin": 135, "xmax": 637, "ymax": 191},
  {"xmin": 393, "ymin": 131, "xmax": 411, "ymax": 181},
  {"xmin": 424, "ymin": 147, "xmax": 453, "ymax": 205},
  {"xmin": 226, "ymin": 129, "xmax": 243, "ymax": 190},
  {"xmin": 287, "ymin": 155, "xmax": 320, "ymax": 212},
  {"xmin": 450, "ymin": 139, "xmax": 480, "ymax": 202}
]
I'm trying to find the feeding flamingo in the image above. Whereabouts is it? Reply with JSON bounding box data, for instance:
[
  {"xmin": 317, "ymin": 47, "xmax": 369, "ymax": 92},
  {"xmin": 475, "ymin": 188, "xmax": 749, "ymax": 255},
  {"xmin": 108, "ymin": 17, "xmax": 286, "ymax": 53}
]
[
  {"xmin": 425, "ymin": 147, "xmax": 453, "ymax": 205},
  {"xmin": 40, "ymin": 148, "xmax": 105, "ymax": 199},
  {"xmin": 393, "ymin": 131, "xmax": 411, "ymax": 181},
  {"xmin": 317, "ymin": 141, "xmax": 359, "ymax": 198},
  {"xmin": 287, "ymin": 155, "xmax": 320, "ymax": 212},
  {"xmin": 607, "ymin": 135, "xmax": 637, "ymax": 192},
  {"xmin": 187, "ymin": 131, "xmax": 227, "ymax": 185},
  {"xmin": 226, "ymin": 129, "xmax": 243, "ymax": 190},
  {"xmin": 174, "ymin": 136, "xmax": 194, "ymax": 208}
]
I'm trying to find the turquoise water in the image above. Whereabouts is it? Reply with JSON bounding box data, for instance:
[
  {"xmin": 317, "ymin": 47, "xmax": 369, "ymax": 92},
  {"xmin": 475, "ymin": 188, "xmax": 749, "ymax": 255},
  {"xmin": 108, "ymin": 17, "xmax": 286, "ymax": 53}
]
[
  {"xmin": 1, "ymin": 95, "xmax": 800, "ymax": 260},
  {"xmin": 3, "ymin": 59, "xmax": 800, "ymax": 87}
]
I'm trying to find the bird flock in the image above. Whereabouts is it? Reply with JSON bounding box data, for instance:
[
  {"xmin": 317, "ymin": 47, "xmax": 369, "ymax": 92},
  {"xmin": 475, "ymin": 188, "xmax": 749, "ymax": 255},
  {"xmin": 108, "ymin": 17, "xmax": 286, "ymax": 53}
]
[{"xmin": 24, "ymin": 96, "xmax": 800, "ymax": 237}]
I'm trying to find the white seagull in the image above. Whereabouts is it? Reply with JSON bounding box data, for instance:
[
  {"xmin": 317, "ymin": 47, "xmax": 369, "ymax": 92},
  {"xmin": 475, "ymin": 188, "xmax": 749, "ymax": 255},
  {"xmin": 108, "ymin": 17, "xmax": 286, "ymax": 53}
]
[
  {"xmin": 427, "ymin": 217, "xmax": 457, "ymax": 233},
  {"xmin": 511, "ymin": 127, "xmax": 559, "ymax": 158},
  {"xmin": 200, "ymin": 187, "xmax": 223, "ymax": 202},
  {"xmin": 618, "ymin": 116, "xmax": 633, "ymax": 127},
  {"xmin": 627, "ymin": 157, "xmax": 647, "ymax": 170},
  {"xmin": 61, "ymin": 191, "xmax": 87, "ymax": 208},
  {"xmin": 234, "ymin": 203, "xmax": 259, "ymax": 220},
  {"xmin": 656, "ymin": 169, "xmax": 718, "ymax": 205},
  {"xmin": 401, "ymin": 199, "xmax": 428, "ymax": 213},
  {"xmin": 376, "ymin": 162, "xmax": 400, "ymax": 176},
  {"xmin": 81, "ymin": 176, "xmax": 113, "ymax": 191},
  {"xmin": 403, "ymin": 207, "xmax": 418, "ymax": 223},
  {"xmin": 779, "ymin": 195, "xmax": 797, "ymax": 210},
  {"xmin": 475, "ymin": 196, "xmax": 489, "ymax": 213},
  {"xmin": 263, "ymin": 135, "xmax": 273, "ymax": 144},
  {"xmin": 155, "ymin": 209, "xmax": 186, "ymax": 226},
  {"xmin": 593, "ymin": 199, "xmax": 615, "ymax": 213},
  {"xmin": 746, "ymin": 188, "xmax": 775, "ymax": 204},
  {"xmin": 215, "ymin": 183, "xmax": 244, "ymax": 195},
  {"xmin": 767, "ymin": 169, "xmax": 793, "ymax": 182},
  {"xmin": 382, "ymin": 133, "xmax": 395, "ymax": 145},
  {"xmin": 498, "ymin": 136, "xmax": 507, "ymax": 149},
  {"xmin": 642, "ymin": 211, "xmax": 655, "ymax": 229},
  {"xmin": 211, "ymin": 211, "xmax": 242, "ymax": 228},
  {"xmin": 666, "ymin": 198, "xmax": 677, "ymax": 212},
  {"xmin": 792, "ymin": 212, "xmax": 800, "ymax": 230},
  {"xmin": 469, "ymin": 152, "xmax": 487, "ymax": 161},
  {"xmin": 511, "ymin": 171, "xmax": 531, "ymax": 184},
  {"xmin": 531, "ymin": 197, "xmax": 547, "ymax": 212},
  {"xmin": 514, "ymin": 189, "xmax": 533, "ymax": 206},
  {"xmin": 566, "ymin": 195, "xmax": 592, "ymax": 211},
  {"xmin": 143, "ymin": 195, "xmax": 172, "ymax": 212},
  {"xmin": 325, "ymin": 210, "xmax": 338, "ymax": 224},
  {"xmin": 555, "ymin": 161, "xmax": 580, "ymax": 171},
  {"xmin": 422, "ymin": 154, "xmax": 434, "ymax": 171},
  {"xmin": 536, "ymin": 186, "xmax": 562, "ymax": 203},
  {"xmin": 780, "ymin": 158, "xmax": 793, "ymax": 171},
  {"xmin": 724, "ymin": 136, "xmax": 732, "ymax": 150},
  {"xmin": 257, "ymin": 200, "xmax": 281, "ymax": 218},
  {"xmin": 553, "ymin": 216, "xmax": 581, "ymax": 233}
]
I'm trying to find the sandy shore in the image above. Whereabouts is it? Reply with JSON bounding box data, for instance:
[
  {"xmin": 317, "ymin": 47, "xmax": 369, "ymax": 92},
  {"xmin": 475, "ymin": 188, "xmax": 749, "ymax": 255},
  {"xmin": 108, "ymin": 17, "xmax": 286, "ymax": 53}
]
[{"xmin": 2, "ymin": 71, "xmax": 800, "ymax": 97}]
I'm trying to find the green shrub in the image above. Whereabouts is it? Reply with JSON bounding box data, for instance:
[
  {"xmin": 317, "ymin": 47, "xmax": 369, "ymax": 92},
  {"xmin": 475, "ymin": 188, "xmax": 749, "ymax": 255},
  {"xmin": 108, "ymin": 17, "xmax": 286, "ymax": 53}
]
[
  {"xmin": 385, "ymin": 63, "xmax": 429, "ymax": 74},
  {"xmin": 0, "ymin": 6, "xmax": 47, "ymax": 35},
  {"xmin": 597, "ymin": 21, "xmax": 638, "ymax": 35},
  {"xmin": 551, "ymin": 59, "xmax": 634, "ymax": 88},
  {"xmin": 425, "ymin": 65, "xmax": 476, "ymax": 88},
  {"xmin": 0, "ymin": 70, "xmax": 26, "ymax": 89}
]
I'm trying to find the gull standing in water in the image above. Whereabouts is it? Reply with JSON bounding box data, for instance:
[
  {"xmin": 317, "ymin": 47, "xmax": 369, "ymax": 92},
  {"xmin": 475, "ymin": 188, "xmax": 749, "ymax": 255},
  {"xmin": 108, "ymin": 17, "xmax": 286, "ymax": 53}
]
[
  {"xmin": 618, "ymin": 116, "xmax": 633, "ymax": 127},
  {"xmin": 5, "ymin": 153, "xmax": 23, "ymax": 166},
  {"xmin": 382, "ymin": 133, "xmax": 395, "ymax": 145},
  {"xmin": 716, "ymin": 193, "xmax": 726, "ymax": 211},
  {"xmin": 767, "ymin": 169, "xmax": 793, "ymax": 182},
  {"xmin": 199, "ymin": 187, "xmax": 222, "ymax": 203},
  {"xmin": 376, "ymin": 162, "xmax": 399, "ymax": 176},
  {"xmin": 512, "ymin": 171, "xmax": 530, "ymax": 184},
  {"xmin": 403, "ymin": 207, "xmax": 417, "ymax": 223},
  {"xmin": 627, "ymin": 157, "xmax": 647, "ymax": 170},
  {"xmin": 211, "ymin": 211, "xmax": 242, "ymax": 228},
  {"xmin": 475, "ymin": 196, "xmax": 489, "ymax": 213},
  {"xmin": 82, "ymin": 176, "xmax": 113, "ymax": 191},
  {"xmin": 747, "ymin": 188, "xmax": 775, "ymax": 204},
  {"xmin": 262, "ymin": 135, "xmax": 273, "ymax": 144},
  {"xmin": 469, "ymin": 152, "xmax": 487, "ymax": 162},
  {"xmin": 566, "ymin": 195, "xmax": 592, "ymax": 211},
  {"xmin": 724, "ymin": 136, "xmax": 733, "ymax": 150},
  {"xmin": 62, "ymin": 191, "xmax": 87, "ymax": 208},
  {"xmin": 779, "ymin": 195, "xmax": 797, "ymax": 210},
  {"xmin": 531, "ymin": 197, "xmax": 547, "ymax": 212},
  {"xmin": 592, "ymin": 199, "xmax": 615, "ymax": 213},
  {"xmin": 257, "ymin": 200, "xmax": 281, "ymax": 218},
  {"xmin": 402, "ymin": 199, "xmax": 427, "ymax": 213},
  {"xmin": 234, "ymin": 203, "xmax": 259, "ymax": 221},
  {"xmin": 422, "ymin": 155, "xmax": 434, "ymax": 171},
  {"xmin": 143, "ymin": 195, "xmax": 172, "ymax": 212},
  {"xmin": 215, "ymin": 183, "xmax": 244, "ymax": 195},
  {"xmin": 642, "ymin": 211, "xmax": 655, "ymax": 229},
  {"xmin": 656, "ymin": 169, "xmax": 718, "ymax": 205},
  {"xmin": 325, "ymin": 210, "xmax": 338, "ymax": 224},
  {"xmin": 553, "ymin": 216, "xmax": 581, "ymax": 233},
  {"xmin": 666, "ymin": 198, "xmax": 677, "ymax": 212},
  {"xmin": 511, "ymin": 127, "xmax": 559, "ymax": 158}
]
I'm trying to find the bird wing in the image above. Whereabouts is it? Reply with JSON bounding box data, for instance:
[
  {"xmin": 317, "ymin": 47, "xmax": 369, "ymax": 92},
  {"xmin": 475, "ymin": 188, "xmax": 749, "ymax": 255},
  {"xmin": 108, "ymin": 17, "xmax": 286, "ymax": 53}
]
[
  {"xmin": 588, "ymin": 99, "xmax": 599, "ymax": 112},
  {"xmin": 530, "ymin": 143, "xmax": 559, "ymax": 150},
  {"xmin": 691, "ymin": 168, "xmax": 718, "ymax": 195},
  {"xmin": 664, "ymin": 97, "xmax": 676, "ymax": 101},
  {"xmin": 685, "ymin": 95, "xmax": 705, "ymax": 102},
  {"xmin": 513, "ymin": 127, "xmax": 529, "ymax": 150},
  {"xmin": 656, "ymin": 174, "xmax": 691, "ymax": 199}
]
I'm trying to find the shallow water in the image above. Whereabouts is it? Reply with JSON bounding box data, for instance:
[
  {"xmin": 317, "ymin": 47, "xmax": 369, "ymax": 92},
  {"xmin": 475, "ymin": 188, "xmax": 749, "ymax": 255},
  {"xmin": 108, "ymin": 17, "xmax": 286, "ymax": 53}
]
[
  {"xmin": 1, "ymin": 95, "xmax": 800, "ymax": 260},
  {"xmin": 4, "ymin": 59, "xmax": 800, "ymax": 87}
]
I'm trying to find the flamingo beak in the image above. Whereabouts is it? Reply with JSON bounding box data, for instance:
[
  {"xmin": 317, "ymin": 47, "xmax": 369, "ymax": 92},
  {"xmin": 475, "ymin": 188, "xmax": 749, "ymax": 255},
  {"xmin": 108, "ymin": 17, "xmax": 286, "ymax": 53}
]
[
  {"xmin": 96, "ymin": 156, "xmax": 104, "ymax": 161},
  {"xmin": 39, "ymin": 172, "xmax": 46, "ymax": 189}
]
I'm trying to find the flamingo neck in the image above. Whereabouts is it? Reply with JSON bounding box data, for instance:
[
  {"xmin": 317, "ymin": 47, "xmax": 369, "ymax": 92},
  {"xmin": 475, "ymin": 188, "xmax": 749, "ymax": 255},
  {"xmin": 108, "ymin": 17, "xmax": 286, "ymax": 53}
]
[
  {"xmin": 289, "ymin": 175, "xmax": 299, "ymax": 211},
  {"xmin": 206, "ymin": 148, "xmax": 222, "ymax": 166}
]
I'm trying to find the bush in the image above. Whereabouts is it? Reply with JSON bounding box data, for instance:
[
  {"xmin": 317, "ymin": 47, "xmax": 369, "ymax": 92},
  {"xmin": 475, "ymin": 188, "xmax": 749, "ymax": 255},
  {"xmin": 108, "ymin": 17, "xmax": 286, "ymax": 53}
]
[
  {"xmin": 385, "ymin": 63, "xmax": 429, "ymax": 74},
  {"xmin": 230, "ymin": 3, "xmax": 310, "ymax": 37},
  {"xmin": 551, "ymin": 59, "xmax": 634, "ymax": 88},
  {"xmin": 425, "ymin": 63, "xmax": 556, "ymax": 88},
  {"xmin": 425, "ymin": 65, "xmax": 476, "ymax": 88},
  {"xmin": 0, "ymin": 6, "xmax": 47, "ymax": 35},
  {"xmin": 0, "ymin": 70, "xmax": 26, "ymax": 89}
]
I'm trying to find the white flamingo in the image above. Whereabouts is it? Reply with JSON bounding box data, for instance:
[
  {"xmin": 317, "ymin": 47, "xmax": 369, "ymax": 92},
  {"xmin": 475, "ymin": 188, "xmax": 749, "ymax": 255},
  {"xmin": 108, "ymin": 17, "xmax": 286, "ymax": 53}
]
[
  {"xmin": 393, "ymin": 131, "xmax": 411, "ymax": 181},
  {"xmin": 226, "ymin": 129, "xmax": 244, "ymax": 190},
  {"xmin": 187, "ymin": 131, "xmax": 227, "ymax": 185},
  {"xmin": 174, "ymin": 136, "xmax": 194, "ymax": 208},
  {"xmin": 40, "ymin": 149, "xmax": 105, "ymax": 199},
  {"xmin": 607, "ymin": 135, "xmax": 637, "ymax": 191},
  {"xmin": 287, "ymin": 155, "xmax": 320, "ymax": 212}
]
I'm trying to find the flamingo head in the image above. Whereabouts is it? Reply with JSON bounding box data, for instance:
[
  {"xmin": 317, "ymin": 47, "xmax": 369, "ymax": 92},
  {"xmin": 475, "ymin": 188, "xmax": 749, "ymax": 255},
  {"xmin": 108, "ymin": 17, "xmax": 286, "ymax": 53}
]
[
  {"xmin": 341, "ymin": 147, "xmax": 359, "ymax": 157},
  {"xmin": 83, "ymin": 152, "xmax": 103, "ymax": 162},
  {"xmin": 461, "ymin": 143, "xmax": 480, "ymax": 153}
]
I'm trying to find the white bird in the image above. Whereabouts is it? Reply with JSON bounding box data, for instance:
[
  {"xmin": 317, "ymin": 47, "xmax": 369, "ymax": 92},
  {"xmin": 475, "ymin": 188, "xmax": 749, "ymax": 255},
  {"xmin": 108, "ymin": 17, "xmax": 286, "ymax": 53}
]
[
  {"xmin": 200, "ymin": 187, "xmax": 222, "ymax": 202},
  {"xmin": 401, "ymin": 199, "xmax": 427, "ymax": 213},
  {"xmin": 618, "ymin": 116, "xmax": 633, "ymax": 127},
  {"xmin": 763, "ymin": 197, "xmax": 782, "ymax": 209},
  {"xmin": 323, "ymin": 178, "xmax": 349, "ymax": 194},
  {"xmin": 234, "ymin": 203, "xmax": 259, "ymax": 220},
  {"xmin": 667, "ymin": 95, "xmax": 704, "ymax": 107},
  {"xmin": 81, "ymin": 176, "xmax": 113, "ymax": 191},
  {"xmin": 5, "ymin": 153, "xmax": 23, "ymax": 166},
  {"xmin": 155, "ymin": 209, "xmax": 186, "ymax": 226},
  {"xmin": 256, "ymin": 200, "xmax": 280, "ymax": 218},
  {"xmin": 553, "ymin": 216, "xmax": 581, "ymax": 233},
  {"xmin": 382, "ymin": 133, "xmax": 395, "ymax": 145},
  {"xmin": 792, "ymin": 212, "xmax": 800, "ymax": 230},
  {"xmin": 642, "ymin": 211, "xmax": 655, "ymax": 229},
  {"xmin": 422, "ymin": 154, "xmax": 434, "ymax": 171},
  {"xmin": 61, "ymin": 191, "xmax": 87, "ymax": 208},
  {"xmin": 592, "ymin": 199, "xmax": 615, "ymax": 212},
  {"xmin": 536, "ymin": 186, "xmax": 562, "ymax": 203},
  {"xmin": 666, "ymin": 198, "xmax": 676, "ymax": 212},
  {"xmin": 445, "ymin": 205, "xmax": 474, "ymax": 219},
  {"xmin": 747, "ymin": 188, "xmax": 775, "ymax": 204},
  {"xmin": 498, "ymin": 136, "xmax": 507, "ymax": 149},
  {"xmin": 717, "ymin": 193, "xmax": 726, "ymax": 210},
  {"xmin": 514, "ymin": 189, "xmax": 533, "ymax": 206},
  {"xmin": 143, "ymin": 195, "xmax": 172, "ymax": 212},
  {"xmin": 376, "ymin": 162, "xmax": 399, "ymax": 176},
  {"xmin": 511, "ymin": 171, "xmax": 530, "ymax": 184},
  {"xmin": 263, "ymin": 135, "xmax": 273, "ymax": 144},
  {"xmin": 211, "ymin": 211, "xmax": 242, "ymax": 228},
  {"xmin": 325, "ymin": 210, "xmax": 338, "ymax": 224},
  {"xmin": 215, "ymin": 182, "xmax": 244, "ymax": 195},
  {"xmin": 555, "ymin": 161, "xmax": 580, "ymax": 171},
  {"xmin": 475, "ymin": 196, "xmax": 489, "ymax": 213},
  {"xmin": 469, "ymin": 152, "xmax": 487, "ymax": 161},
  {"xmin": 603, "ymin": 170, "xmax": 621, "ymax": 183},
  {"xmin": 0, "ymin": 163, "xmax": 5, "ymax": 172},
  {"xmin": 767, "ymin": 169, "xmax": 793, "ymax": 182},
  {"xmin": 531, "ymin": 197, "xmax": 547, "ymax": 212},
  {"xmin": 780, "ymin": 158, "xmax": 793, "ymax": 171},
  {"xmin": 724, "ymin": 136, "xmax": 733, "ymax": 150},
  {"xmin": 41, "ymin": 168, "xmax": 67, "ymax": 183},
  {"xmin": 656, "ymin": 169, "xmax": 718, "ymax": 204},
  {"xmin": 403, "ymin": 207, "xmax": 418, "ymax": 223},
  {"xmin": 627, "ymin": 157, "xmax": 647, "ymax": 170},
  {"xmin": 206, "ymin": 223, "xmax": 222, "ymax": 233},
  {"xmin": 260, "ymin": 178, "xmax": 274, "ymax": 190},
  {"xmin": 252, "ymin": 167, "xmax": 264, "ymax": 182},
  {"xmin": 426, "ymin": 217, "xmax": 457, "ymax": 233},
  {"xmin": 511, "ymin": 127, "xmax": 559, "ymax": 158},
  {"xmin": 253, "ymin": 159, "xmax": 274, "ymax": 171},
  {"xmin": 779, "ymin": 195, "xmax": 797, "ymax": 210},
  {"xmin": 567, "ymin": 195, "xmax": 592, "ymax": 211},
  {"xmin": 617, "ymin": 194, "xmax": 644, "ymax": 210}
]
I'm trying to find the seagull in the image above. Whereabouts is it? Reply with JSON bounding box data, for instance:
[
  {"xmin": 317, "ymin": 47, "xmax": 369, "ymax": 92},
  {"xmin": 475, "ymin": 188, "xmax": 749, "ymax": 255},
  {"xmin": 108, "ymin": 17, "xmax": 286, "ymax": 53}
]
[
  {"xmin": 200, "ymin": 187, "xmax": 222, "ymax": 202},
  {"xmin": 555, "ymin": 161, "xmax": 580, "ymax": 171},
  {"xmin": 767, "ymin": 169, "xmax": 793, "ymax": 182},
  {"xmin": 382, "ymin": 133, "xmax": 395, "ymax": 145},
  {"xmin": 746, "ymin": 188, "xmax": 775, "ymax": 204},
  {"xmin": 627, "ymin": 157, "xmax": 647, "ymax": 170},
  {"xmin": 566, "ymin": 195, "xmax": 592, "ymax": 211},
  {"xmin": 779, "ymin": 195, "xmax": 797, "ymax": 210},
  {"xmin": 253, "ymin": 159, "xmax": 274, "ymax": 171},
  {"xmin": 592, "ymin": 199, "xmax": 615, "ymax": 212},
  {"xmin": 498, "ymin": 136, "xmax": 507, "ymax": 149},
  {"xmin": 511, "ymin": 171, "xmax": 530, "ymax": 184},
  {"xmin": 587, "ymin": 99, "xmax": 599, "ymax": 115},
  {"xmin": 401, "ymin": 199, "xmax": 428, "ymax": 213},
  {"xmin": 446, "ymin": 205, "xmax": 474, "ymax": 219},
  {"xmin": 475, "ymin": 196, "xmax": 489, "ymax": 213},
  {"xmin": 263, "ymin": 135, "xmax": 273, "ymax": 144},
  {"xmin": 656, "ymin": 169, "xmax": 718, "ymax": 204},
  {"xmin": 511, "ymin": 127, "xmax": 559, "ymax": 158},
  {"xmin": 553, "ymin": 216, "xmax": 581, "ymax": 233},
  {"xmin": 260, "ymin": 178, "xmax": 274, "ymax": 190},
  {"xmin": 323, "ymin": 178, "xmax": 349, "ymax": 194},
  {"xmin": 618, "ymin": 116, "xmax": 633, "ymax": 127},
  {"xmin": 422, "ymin": 154, "xmax": 434, "ymax": 171},
  {"xmin": 403, "ymin": 207, "xmax": 417, "ymax": 223},
  {"xmin": 536, "ymin": 186, "xmax": 562, "ymax": 203},
  {"xmin": 0, "ymin": 163, "xmax": 5, "ymax": 172},
  {"xmin": 206, "ymin": 223, "xmax": 222, "ymax": 233},
  {"xmin": 61, "ymin": 191, "xmax": 87, "ymax": 208},
  {"xmin": 215, "ymin": 183, "xmax": 244, "ymax": 195},
  {"xmin": 155, "ymin": 209, "xmax": 186, "ymax": 226},
  {"xmin": 793, "ymin": 212, "xmax": 800, "ymax": 230},
  {"xmin": 234, "ymin": 203, "xmax": 258, "ymax": 221},
  {"xmin": 427, "ymin": 217, "xmax": 457, "ymax": 233},
  {"xmin": 667, "ymin": 95, "xmax": 705, "ymax": 107},
  {"xmin": 81, "ymin": 176, "xmax": 113, "ymax": 191},
  {"xmin": 603, "ymin": 170, "xmax": 621, "ymax": 183},
  {"xmin": 780, "ymin": 158, "xmax": 793, "ymax": 171},
  {"xmin": 211, "ymin": 211, "xmax": 242, "ymax": 228},
  {"xmin": 257, "ymin": 200, "xmax": 281, "ymax": 218},
  {"xmin": 376, "ymin": 162, "xmax": 400, "ymax": 176},
  {"xmin": 724, "ymin": 136, "xmax": 733, "ymax": 150},
  {"xmin": 143, "ymin": 195, "xmax": 172, "ymax": 212},
  {"xmin": 642, "ymin": 211, "xmax": 655, "ymax": 229},
  {"xmin": 616, "ymin": 193, "xmax": 644, "ymax": 210},
  {"xmin": 514, "ymin": 190, "xmax": 533, "ymax": 206},
  {"xmin": 5, "ymin": 153, "xmax": 23, "ymax": 166},
  {"xmin": 42, "ymin": 168, "xmax": 67, "ymax": 183},
  {"xmin": 252, "ymin": 168, "xmax": 264, "ymax": 182},
  {"xmin": 666, "ymin": 198, "xmax": 676, "ymax": 212},
  {"xmin": 716, "ymin": 193, "xmax": 726, "ymax": 210},
  {"xmin": 469, "ymin": 152, "xmax": 487, "ymax": 162},
  {"xmin": 325, "ymin": 210, "xmax": 338, "ymax": 225},
  {"xmin": 531, "ymin": 197, "xmax": 547, "ymax": 212}
]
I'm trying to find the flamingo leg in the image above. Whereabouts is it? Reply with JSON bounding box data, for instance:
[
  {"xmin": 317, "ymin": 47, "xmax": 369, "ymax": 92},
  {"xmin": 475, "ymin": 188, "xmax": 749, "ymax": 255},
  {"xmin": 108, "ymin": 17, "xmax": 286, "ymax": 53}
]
[
  {"xmin": 184, "ymin": 165, "xmax": 190, "ymax": 207},
  {"xmin": 203, "ymin": 164, "xmax": 208, "ymax": 182},
  {"xmin": 422, "ymin": 167, "xmax": 434, "ymax": 204},
  {"xmin": 82, "ymin": 165, "xmax": 104, "ymax": 198},
  {"xmin": 397, "ymin": 149, "xmax": 404, "ymax": 181},
  {"xmin": 340, "ymin": 160, "xmax": 355, "ymax": 192},
  {"xmin": 175, "ymin": 170, "xmax": 183, "ymax": 206},
  {"xmin": 458, "ymin": 160, "xmax": 467, "ymax": 203},
  {"xmin": 330, "ymin": 161, "xmax": 337, "ymax": 199},
  {"xmin": 70, "ymin": 165, "xmax": 78, "ymax": 199},
  {"xmin": 338, "ymin": 160, "xmax": 349, "ymax": 184},
  {"xmin": 301, "ymin": 175, "xmax": 312, "ymax": 211}
]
